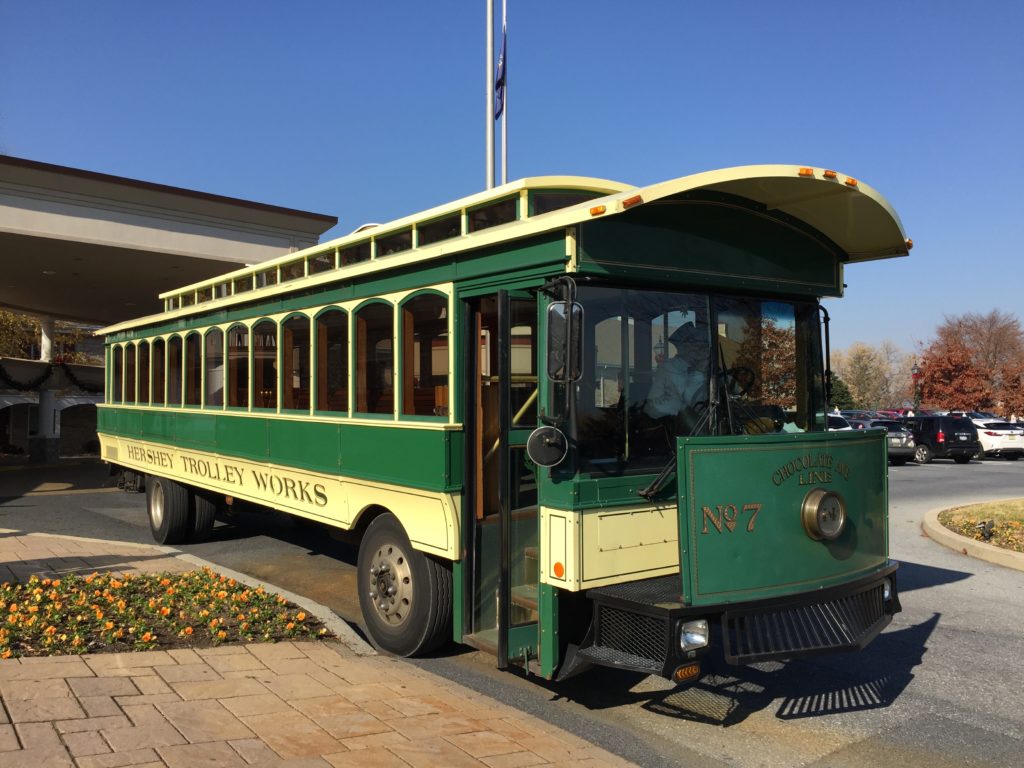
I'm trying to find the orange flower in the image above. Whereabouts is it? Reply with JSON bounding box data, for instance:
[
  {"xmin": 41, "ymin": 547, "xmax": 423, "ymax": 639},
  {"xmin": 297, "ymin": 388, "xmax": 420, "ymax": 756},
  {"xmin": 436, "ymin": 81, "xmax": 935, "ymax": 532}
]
[
  {"xmin": 159, "ymin": 607, "xmax": 170, "ymax": 616},
  {"xmin": 286, "ymin": 622, "xmax": 295, "ymax": 631},
  {"xmin": 105, "ymin": 621, "xmax": 114, "ymax": 630},
  {"xmin": 159, "ymin": 578, "xmax": 171, "ymax": 587},
  {"xmin": 182, "ymin": 626, "xmax": 193, "ymax": 636},
  {"xmin": 1, "ymin": 649, "xmax": 12, "ymax": 659},
  {"xmin": 296, "ymin": 612, "xmax": 306, "ymax": 622},
  {"xmin": 44, "ymin": 625, "xmax": 57, "ymax": 636},
  {"xmin": 217, "ymin": 630, "xmax": 227, "ymax": 640},
  {"xmin": 216, "ymin": 590, "xmax": 228, "ymax": 599},
  {"xmin": 141, "ymin": 632, "xmax": 153, "ymax": 643}
]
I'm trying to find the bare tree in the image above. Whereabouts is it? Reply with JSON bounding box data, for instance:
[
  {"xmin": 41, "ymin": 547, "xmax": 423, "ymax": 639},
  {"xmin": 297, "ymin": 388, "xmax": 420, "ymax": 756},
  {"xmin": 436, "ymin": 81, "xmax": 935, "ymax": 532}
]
[{"xmin": 930, "ymin": 310, "xmax": 1024, "ymax": 410}]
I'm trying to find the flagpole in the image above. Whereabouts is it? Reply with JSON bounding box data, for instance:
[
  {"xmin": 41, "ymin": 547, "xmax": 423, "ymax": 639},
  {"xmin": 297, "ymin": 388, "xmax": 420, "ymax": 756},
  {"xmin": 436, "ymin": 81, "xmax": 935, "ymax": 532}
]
[
  {"xmin": 501, "ymin": 0, "xmax": 507, "ymax": 185},
  {"xmin": 485, "ymin": 0, "xmax": 494, "ymax": 189}
]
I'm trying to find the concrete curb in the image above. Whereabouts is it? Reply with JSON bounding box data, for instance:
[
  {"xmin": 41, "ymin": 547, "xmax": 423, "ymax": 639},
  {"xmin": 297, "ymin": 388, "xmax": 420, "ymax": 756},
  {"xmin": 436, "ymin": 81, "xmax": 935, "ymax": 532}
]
[
  {"xmin": 6, "ymin": 529, "xmax": 377, "ymax": 657},
  {"xmin": 922, "ymin": 504, "xmax": 1024, "ymax": 572}
]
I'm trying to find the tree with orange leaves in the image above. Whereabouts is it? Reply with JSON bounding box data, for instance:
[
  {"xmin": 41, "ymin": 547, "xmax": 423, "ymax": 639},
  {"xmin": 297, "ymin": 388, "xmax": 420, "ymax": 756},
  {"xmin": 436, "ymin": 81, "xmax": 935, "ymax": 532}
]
[{"xmin": 917, "ymin": 338, "xmax": 993, "ymax": 411}]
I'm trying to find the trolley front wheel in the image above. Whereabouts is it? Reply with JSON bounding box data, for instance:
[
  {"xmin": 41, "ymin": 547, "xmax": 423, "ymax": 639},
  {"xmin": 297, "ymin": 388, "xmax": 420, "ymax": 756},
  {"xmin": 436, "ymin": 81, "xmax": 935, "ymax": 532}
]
[{"xmin": 357, "ymin": 513, "xmax": 451, "ymax": 657}]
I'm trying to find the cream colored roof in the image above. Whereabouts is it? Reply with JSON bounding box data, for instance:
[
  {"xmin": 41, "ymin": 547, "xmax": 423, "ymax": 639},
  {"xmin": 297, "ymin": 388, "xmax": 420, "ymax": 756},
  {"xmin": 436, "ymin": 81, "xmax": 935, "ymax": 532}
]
[{"xmin": 99, "ymin": 166, "xmax": 908, "ymax": 335}]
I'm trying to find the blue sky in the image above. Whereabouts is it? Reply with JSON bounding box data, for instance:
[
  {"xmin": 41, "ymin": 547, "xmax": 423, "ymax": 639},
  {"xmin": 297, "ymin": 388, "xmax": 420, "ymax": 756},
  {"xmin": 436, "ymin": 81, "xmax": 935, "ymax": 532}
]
[{"xmin": 2, "ymin": 1, "xmax": 1022, "ymax": 352}]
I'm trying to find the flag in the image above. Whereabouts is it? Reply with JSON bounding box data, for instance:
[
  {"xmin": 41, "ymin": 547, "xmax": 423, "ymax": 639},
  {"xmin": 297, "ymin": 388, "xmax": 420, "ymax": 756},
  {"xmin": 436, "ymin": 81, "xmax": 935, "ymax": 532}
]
[{"xmin": 494, "ymin": 28, "xmax": 506, "ymax": 120}]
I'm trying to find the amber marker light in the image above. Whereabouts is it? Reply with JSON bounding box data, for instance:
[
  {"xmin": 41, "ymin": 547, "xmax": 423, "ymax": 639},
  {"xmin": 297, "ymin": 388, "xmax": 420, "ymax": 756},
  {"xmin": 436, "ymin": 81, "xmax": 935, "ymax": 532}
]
[
  {"xmin": 906, "ymin": 238, "xmax": 914, "ymax": 250},
  {"xmin": 672, "ymin": 662, "xmax": 701, "ymax": 684},
  {"xmin": 621, "ymin": 194, "xmax": 643, "ymax": 208},
  {"xmin": 798, "ymin": 167, "xmax": 814, "ymax": 177},
  {"xmin": 845, "ymin": 177, "xmax": 859, "ymax": 187},
  {"xmin": 553, "ymin": 562, "xmax": 565, "ymax": 578},
  {"xmin": 824, "ymin": 170, "xmax": 838, "ymax": 179},
  {"xmin": 589, "ymin": 205, "xmax": 607, "ymax": 216}
]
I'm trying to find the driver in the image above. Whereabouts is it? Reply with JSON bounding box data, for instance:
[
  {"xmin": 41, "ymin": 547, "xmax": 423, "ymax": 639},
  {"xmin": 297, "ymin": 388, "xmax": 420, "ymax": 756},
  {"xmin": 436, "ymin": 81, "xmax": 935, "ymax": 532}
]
[{"xmin": 644, "ymin": 321, "xmax": 710, "ymax": 432}]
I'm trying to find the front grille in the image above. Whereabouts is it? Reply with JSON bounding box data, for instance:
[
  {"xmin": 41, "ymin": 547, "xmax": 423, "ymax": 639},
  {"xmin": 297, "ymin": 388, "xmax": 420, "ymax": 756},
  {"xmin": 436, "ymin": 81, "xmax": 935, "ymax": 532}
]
[
  {"xmin": 595, "ymin": 606, "xmax": 669, "ymax": 666},
  {"xmin": 723, "ymin": 583, "xmax": 887, "ymax": 664}
]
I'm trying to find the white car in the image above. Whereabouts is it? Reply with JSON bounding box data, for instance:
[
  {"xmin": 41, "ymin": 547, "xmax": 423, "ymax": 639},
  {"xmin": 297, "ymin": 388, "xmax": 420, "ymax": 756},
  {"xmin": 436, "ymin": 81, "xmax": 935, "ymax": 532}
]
[
  {"xmin": 827, "ymin": 415, "xmax": 854, "ymax": 431},
  {"xmin": 971, "ymin": 420, "xmax": 1024, "ymax": 461}
]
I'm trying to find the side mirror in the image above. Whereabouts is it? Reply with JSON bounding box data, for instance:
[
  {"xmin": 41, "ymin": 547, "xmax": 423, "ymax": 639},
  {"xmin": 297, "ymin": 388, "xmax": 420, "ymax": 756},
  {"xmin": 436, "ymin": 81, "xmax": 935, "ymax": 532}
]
[{"xmin": 546, "ymin": 301, "xmax": 582, "ymax": 383}]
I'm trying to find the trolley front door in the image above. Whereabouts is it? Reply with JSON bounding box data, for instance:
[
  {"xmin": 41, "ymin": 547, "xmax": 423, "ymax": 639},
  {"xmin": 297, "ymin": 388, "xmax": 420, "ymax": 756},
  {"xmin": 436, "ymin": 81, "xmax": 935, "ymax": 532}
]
[{"xmin": 464, "ymin": 291, "xmax": 539, "ymax": 669}]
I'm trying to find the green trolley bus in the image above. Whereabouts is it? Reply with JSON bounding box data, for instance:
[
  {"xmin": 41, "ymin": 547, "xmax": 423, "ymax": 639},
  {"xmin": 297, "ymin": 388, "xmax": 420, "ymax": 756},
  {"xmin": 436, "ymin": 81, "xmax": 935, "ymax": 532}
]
[{"xmin": 99, "ymin": 164, "xmax": 907, "ymax": 684}]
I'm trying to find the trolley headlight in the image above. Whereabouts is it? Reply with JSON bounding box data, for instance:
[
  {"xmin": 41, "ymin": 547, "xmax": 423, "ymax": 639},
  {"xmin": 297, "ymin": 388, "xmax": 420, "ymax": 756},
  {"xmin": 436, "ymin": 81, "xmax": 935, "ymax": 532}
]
[
  {"xmin": 882, "ymin": 577, "xmax": 893, "ymax": 602},
  {"xmin": 801, "ymin": 488, "xmax": 847, "ymax": 541},
  {"xmin": 679, "ymin": 619, "xmax": 709, "ymax": 652}
]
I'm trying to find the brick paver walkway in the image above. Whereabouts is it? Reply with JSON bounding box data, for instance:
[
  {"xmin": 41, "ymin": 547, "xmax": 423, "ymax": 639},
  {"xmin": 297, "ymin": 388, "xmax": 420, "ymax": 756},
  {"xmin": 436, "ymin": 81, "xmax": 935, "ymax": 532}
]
[{"xmin": 0, "ymin": 530, "xmax": 637, "ymax": 767}]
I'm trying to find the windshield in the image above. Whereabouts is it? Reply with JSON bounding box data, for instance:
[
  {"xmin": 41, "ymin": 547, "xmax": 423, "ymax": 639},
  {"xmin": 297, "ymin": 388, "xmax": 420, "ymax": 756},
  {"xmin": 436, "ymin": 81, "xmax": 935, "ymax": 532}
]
[{"xmin": 569, "ymin": 286, "xmax": 827, "ymax": 475}]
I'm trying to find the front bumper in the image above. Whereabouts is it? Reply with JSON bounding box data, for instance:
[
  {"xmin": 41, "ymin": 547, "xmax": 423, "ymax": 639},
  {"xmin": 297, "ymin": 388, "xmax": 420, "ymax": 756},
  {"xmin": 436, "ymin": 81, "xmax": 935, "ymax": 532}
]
[{"xmin": 561, "ymin": 563, "xmax": 901, "ymax": 681}]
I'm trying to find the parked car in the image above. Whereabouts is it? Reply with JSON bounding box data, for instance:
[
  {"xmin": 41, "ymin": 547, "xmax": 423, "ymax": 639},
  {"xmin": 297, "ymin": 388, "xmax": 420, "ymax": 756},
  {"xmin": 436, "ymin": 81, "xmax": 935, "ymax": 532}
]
[
  {"xmin": 902, "ymin": 415, "xmax": 981, "ymax": 464},
  {"xmin": 840, "ymin": 410, "xmax": 876, "ymax": 421},
  {"xmin": 868, "ymin": 419, "xmax": 916, "ymax": 465},
  {"xmin": 827, "ymin": 415, "xmax": 853, "ymax": 431},
  {"xmin": 971, "ymin": 420, "xmax": 1024, "ymax": 461},
  {"xmin": 845, "ymin": 417, "xmax": 873, "ymax": 430}
]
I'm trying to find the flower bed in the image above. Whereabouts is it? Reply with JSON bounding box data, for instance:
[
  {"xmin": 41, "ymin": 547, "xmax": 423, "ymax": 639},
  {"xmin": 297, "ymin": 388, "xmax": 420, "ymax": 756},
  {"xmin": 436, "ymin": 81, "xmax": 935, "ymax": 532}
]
[
  {"xmin": 1, "ymin": 567, "xmax": 330, "ymax": 658},
  {"xmin": 938, "ymin": 500, "xmax": 1024, "ymax": 553}
]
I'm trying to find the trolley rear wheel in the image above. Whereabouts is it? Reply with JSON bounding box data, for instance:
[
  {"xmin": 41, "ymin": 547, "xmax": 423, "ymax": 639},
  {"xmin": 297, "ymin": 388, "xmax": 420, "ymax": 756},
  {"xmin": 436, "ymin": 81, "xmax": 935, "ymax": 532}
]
[{"xmin": 146, "ymin": 476, "xmax": 189, "ymax": 545}]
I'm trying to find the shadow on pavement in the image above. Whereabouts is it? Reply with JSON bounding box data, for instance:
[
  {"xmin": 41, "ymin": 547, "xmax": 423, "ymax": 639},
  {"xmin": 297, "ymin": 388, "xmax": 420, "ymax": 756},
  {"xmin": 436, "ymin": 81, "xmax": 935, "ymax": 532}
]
[
  {"xmin": 542, "ymin": 612, "xmax": 940, "ymax": 728},
  {"xmin": 895, "ymin": 559, "xmax": 972, "ymax": 592},
  {"xmin": 0, "ymin": 458, "xmax": 116, "ymax": 500}
]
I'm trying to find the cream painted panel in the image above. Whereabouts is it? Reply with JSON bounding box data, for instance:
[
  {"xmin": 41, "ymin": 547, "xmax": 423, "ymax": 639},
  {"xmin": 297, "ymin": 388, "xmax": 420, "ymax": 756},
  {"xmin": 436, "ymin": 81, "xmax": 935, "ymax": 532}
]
[
  {"xmin": 539, "ymin": 504, "xmax": 680, "ymax": 592},
  {"xmin": 101, "ymin": 434, "xmax": 459, "ymax": 560},
  {"xmin": 343, "ymin": 481, "xmax": 457, "ymax": 558},
  {"xmin": 582, "ymin": 505, "xmax": 679, "ymax": 587}
]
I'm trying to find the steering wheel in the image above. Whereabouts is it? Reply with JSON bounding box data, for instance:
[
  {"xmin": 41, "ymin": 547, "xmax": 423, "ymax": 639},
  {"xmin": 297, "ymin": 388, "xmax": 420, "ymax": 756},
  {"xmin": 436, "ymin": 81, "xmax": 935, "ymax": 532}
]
[{"xmin": 719, "ymin": 366, "xmax": 756, "ymax": 397}]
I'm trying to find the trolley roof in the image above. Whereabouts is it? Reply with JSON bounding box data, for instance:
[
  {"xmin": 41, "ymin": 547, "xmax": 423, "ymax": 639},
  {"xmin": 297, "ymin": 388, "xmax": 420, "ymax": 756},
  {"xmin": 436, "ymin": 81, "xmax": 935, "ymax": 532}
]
[{"xmin": 99, "ymin": 165, "xmax": 909, "ymax": 336}]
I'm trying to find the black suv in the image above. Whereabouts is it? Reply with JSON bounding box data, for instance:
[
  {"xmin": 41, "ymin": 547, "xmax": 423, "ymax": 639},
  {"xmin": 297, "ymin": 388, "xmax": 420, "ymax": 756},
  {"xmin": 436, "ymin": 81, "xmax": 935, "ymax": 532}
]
[{"xmin": 902, "ymin": 416, "xmax": 981, "ymax": 464}]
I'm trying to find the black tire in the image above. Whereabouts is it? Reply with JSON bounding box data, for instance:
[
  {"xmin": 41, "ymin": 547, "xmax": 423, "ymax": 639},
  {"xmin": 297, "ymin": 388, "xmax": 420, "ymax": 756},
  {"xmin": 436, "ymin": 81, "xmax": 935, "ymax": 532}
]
[
  {"xmin": 191, "ymin": 492, "xmax": 218, "ymax": 541},
  {"xmin": 953, "ymin": 455, "xmax": 972, "ymax": 464},
  {"xmin": 1005, "ymin": 454, "xmax": 1020, "ymax": 462},
  {"xmin": 914, "ymin": 444, "xmax": 932, "ymax": 464},
  {"xmin": 146, "ymin": 476, "xmax": 189, "ymax": 545},
  {"xmin": 357, "ymin": 513, "xmax": 451, "ymax": 657}
]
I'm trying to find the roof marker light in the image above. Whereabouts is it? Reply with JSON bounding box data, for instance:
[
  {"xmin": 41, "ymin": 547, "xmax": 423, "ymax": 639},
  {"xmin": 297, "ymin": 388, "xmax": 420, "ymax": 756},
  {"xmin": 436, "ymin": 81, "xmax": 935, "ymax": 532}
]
[
  {"xmin": 589, "ymin": 205, "xmax": 607, "ymax": 216},
  {"xmin": 906, "ymin": 239, "xmax": 914, "ymax": 250},
  {"xmin": 824, "ymin": 170, "xmax": 838, "ymax": 179},
  {"xmin": 798, "ymin": 167, "xmax": 814, "ymax": 177},
  {"xmin": 622, "ymin": 194, "xmax": 643, "ymax": 208},
  {"xmin": 845, "ymin": 177, "xmax": 859, "ymax": 187}
]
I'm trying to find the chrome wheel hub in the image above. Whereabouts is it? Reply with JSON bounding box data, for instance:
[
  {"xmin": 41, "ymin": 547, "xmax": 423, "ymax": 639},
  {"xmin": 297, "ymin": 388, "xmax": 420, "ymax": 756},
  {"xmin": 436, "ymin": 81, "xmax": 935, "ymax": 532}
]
[
  {"xmin": 150, "ymin": 482, "xmax": 164, "ymax": 528},
  {"xmin": 367, "ymin": 542, "xmax": 413, "ymax": 627}
]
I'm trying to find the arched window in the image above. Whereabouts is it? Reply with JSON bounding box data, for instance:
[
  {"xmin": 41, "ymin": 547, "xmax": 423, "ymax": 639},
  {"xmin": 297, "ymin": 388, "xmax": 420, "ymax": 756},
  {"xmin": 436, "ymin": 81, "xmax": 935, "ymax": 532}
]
[
  {"xmin": 281, "ymin": 316, "xmax": 310, "ymax": 411},
  {"xmin": 355, "ymin": 303, "xmax": 393, "ymax": 414},
  {"xmin": 138, "ymin": 341, "xmax": 150, "ymax": 405},
  {"xmin": 168, "ymin": 337, "xmax": 183, "ymax": 405},
  {"xmin": 124, "ymin": 344, "xmax": 136, "ymax": 404},
  {"xmin": 252, "ymin": 320, "xmax": 277, "ymax": 409},
  {"xmin": 152, "ymin": 339, "xmax": 166, "ymax": 405},
  {"xmin": 316, "ymin": 309, "xmax": 348, "ymax": 413},
  {"xmin": 401, "ymin": 294, "xmax": 449, "ymax": 416},
  {"xmin": 205, "ymin": 329, "xmax": 224, "ymax": 407},
  {"xmin": 185, "ymin": 333, "xmax": 202, "ymax": 406},
  {"xmin": 111, "ymin": 346, "xmax": 123, "ymax": 403},
  {"xmin": 227, "ymin": 325, "xmax": 249, "ymax": 408}
]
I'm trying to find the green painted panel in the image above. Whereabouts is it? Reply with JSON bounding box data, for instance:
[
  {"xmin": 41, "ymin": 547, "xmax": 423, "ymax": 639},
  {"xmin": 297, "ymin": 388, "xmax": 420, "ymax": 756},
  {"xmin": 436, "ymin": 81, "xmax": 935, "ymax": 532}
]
[
  {"xmin": 677, "ymin": 430, "xmax": 888, "ymax": 605},
  {"xmin": 100, "ymin": 407, "xmax": 459, "ymax": 492},
  {"xmin": 214, "ymin": 417, "xmax": 270, "ymax": 461},
  {"xmin": 174, "ymin": 411, "xmax": 218, "ymax": 447},
  {"xmin": 579, "ymin": 196, "xmax": 842, "ymax": 298},
  {"xmin": 267, "ymin": 419, "xmax": 341, "ymax": 472}
]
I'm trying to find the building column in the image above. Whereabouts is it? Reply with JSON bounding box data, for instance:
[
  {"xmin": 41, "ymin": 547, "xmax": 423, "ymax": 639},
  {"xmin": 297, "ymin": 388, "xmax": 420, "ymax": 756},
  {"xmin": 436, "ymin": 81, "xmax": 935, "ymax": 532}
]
[{"xmin": 30, "ymin": 315, "xmax": 60, "ymax": 462}]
